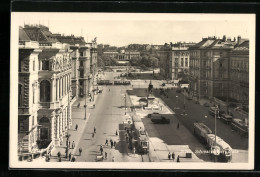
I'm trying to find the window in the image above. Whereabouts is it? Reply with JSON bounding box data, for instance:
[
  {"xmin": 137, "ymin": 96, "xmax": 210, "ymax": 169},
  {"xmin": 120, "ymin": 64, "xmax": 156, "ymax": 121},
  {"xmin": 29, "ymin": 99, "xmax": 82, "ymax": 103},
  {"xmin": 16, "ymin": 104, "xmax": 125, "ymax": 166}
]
[
  {"xmin": 203, "ymin": 60, "xmax": 206, "ymax": 66},
  {"xmin": 18, "ymin": 84, "xmax": 22, "ymax": 107},
  {"xmin": 42, "ymin": 60, "xmax": 49, "ymax": 70},
  {"xmin": 40, "ymin": 80, "xmax": 50, "ymax": 102},
  {"xmin": 20, "ymin": 122, "xmax": 25, "ymax": 132},
  {"xmin": 80, "ymin": 52, "xmax": 84, "ymax": 57},
  {"xmin": 32, "ymin": 116, "xmax": 34, "ymax": 126},
  {"xmin": 33, "ymin": 60, "xmax": 35, "ymax": 71},
  {"xmin": 80, "ymin": 61, "xmax": 84, "ymax": 66}
]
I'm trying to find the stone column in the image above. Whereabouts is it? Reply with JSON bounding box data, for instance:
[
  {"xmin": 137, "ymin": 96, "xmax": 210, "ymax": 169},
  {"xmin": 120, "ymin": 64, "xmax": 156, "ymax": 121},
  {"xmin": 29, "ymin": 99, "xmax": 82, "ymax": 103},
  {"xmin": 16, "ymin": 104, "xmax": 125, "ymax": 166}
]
[
  {"xmin": 51, "ymin": 112, "xmax": 55, "ymax": 142},
  {"xmin": 60, "ymin": 78, "xmax": 62, "ymax": 99},
  {"xmin": 55, "ymin": 114, "xmax": 60, "ymax": 146},
  {"xmin": 59, "ymin": 112, "xmax": 63, "ymax": 144},
  {"xmin": 51, "ymin": 78, "xmax": 55, "ymax": 103},
  {"xmin": 57, "ymin": 78, "xmax": 60, "ymax": 101}
]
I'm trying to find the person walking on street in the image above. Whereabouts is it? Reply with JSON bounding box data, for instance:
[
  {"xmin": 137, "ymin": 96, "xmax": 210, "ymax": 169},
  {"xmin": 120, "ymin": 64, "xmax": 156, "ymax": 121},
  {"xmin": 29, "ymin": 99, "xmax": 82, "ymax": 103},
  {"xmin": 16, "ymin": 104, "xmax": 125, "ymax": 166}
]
[
  {"xmin": 77, "ymin": 102, "xmax": 80, "ymax": 108},
  {"xmin": 72, "ymin": 141, "xmax": 75, "ymax": 149},
  {"xmin": 100, "ymin": 145, "xmax": 103, "ymax": 155},
  {"xmin": 71, "ymin": 156, "xmax": 76, "ymax": 162},
  {"xmin": 79, "ymin": 147, "xmax": 82, "ymax": 156},
  {"xmin": 111, "ymin": 141, "xmax": 113, "ymax": 148},
  {"xmin": 75, "ymin": 124, "xmax": 78, "ymax": 131},
  {"xmin": 58, "ymin": 157, "xmax": 62, "ymax": 162},
  {"xmin": 92, "ymin": 132, "xmax": 95, "ymax": 138},
  {"xmin": 168, "ymin": 152, "xmax": 171, "ymax": 160},
  {"xmin": 69, "ymin": 152, "xmax": 72, "ymax": 161},
  {"xmin": 94, "ymin": 127, "xmax": 96, "ymax": 133},
  {"xmin": 57, "ymin": 151, "xmax": 61, "ymax": 158},
  {"xmin": 172, "ymin": 152, "xmax": 175, "ymax": 161},
  {"xmin": 116, "ymin": 130, "xmax": 118, "ymax": 136},
  {"xmin": 65, "ymin": 147, "xmax": 68, "ymax": 158},
  {"xmin": 105, "ymin": 152, "xmax": 107, "ymax": 159},
  {"xmin": 105, "ymin": 138, "xmax": 108, "ymax": 146},
  {"xmin": 177, "ymin": 155, "xmax": 180, "ymax": 162}
]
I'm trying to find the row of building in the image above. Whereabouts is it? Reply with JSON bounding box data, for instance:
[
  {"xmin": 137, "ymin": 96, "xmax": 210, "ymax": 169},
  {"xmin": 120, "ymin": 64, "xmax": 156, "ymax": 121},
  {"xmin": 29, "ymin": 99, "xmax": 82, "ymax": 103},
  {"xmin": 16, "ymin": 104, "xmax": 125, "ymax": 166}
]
[
  {"xmin": 158, "ymin": 35, "xmax": 249, "ymax": 106},
  {"xmin": 18, "ymin": 24, "xmax": 97, "ymax": 157}
]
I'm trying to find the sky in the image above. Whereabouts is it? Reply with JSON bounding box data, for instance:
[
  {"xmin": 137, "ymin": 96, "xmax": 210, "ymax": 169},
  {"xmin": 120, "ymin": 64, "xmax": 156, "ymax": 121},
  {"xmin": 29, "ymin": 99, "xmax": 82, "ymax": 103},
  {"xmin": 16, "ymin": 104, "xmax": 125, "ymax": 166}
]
[{"xmin": 12, "ymin": 13, "xmax": 254, "ymax": 47}]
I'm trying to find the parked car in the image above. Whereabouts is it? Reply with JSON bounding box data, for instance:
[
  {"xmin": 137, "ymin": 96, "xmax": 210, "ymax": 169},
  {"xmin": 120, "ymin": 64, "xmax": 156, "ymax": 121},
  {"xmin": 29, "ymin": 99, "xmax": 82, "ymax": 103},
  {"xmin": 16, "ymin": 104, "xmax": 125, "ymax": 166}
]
[
  {"xmin": 220, "ymin": 114, "xmax": 233, "ymax": 125},
  {"xmin": 151, "ymin": 116, "xmax": 170, "ymax": 124},
  {"xmin": 203, "ymin": 103, "xmax": 210, "ymax": 107},
  {"xmin": 147, "ymin": 112, "xmax": 160, "ymax": 118}
]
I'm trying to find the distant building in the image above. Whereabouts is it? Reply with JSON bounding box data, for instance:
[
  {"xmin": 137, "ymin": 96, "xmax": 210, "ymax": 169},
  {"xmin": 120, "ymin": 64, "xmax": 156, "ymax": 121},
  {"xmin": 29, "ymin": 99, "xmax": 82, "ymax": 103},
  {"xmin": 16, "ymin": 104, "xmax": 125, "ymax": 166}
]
[
  {"xmin": 158, "ymin": 42, "xmax": 195, "ymax": 80},
  {"xmin": 56, "ymin": 35, "xmax": 98, "ymax": 98}
]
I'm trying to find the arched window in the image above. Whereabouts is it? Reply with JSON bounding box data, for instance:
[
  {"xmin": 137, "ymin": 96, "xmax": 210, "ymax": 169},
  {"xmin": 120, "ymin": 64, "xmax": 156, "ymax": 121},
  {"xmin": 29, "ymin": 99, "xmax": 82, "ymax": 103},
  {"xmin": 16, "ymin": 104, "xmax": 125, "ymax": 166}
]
[{"xmin": 40, "ymin": 80, "xmax": 50, "ymax": 102}]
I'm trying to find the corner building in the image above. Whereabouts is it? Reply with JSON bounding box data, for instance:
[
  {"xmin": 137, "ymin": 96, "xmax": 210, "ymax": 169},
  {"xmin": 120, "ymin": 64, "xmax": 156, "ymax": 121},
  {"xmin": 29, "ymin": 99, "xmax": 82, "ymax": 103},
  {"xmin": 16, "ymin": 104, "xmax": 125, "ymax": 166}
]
[{"xmin": 18, "ymin": 25, "xmax": 73, "ymax": 158}]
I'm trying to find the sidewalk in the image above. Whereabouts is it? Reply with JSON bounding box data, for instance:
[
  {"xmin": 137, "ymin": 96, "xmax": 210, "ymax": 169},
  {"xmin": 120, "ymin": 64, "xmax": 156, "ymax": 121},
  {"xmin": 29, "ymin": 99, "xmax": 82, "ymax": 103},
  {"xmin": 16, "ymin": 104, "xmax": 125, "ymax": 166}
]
[{"xmin": 48, "ymin": 91, "xmax": 100, "ymax": 162}]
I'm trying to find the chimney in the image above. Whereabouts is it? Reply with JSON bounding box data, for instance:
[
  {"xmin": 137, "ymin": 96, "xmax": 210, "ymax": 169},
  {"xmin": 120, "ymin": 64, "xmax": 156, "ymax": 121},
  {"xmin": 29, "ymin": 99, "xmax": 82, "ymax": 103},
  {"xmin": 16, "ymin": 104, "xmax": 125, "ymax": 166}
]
[
  {"xmin": 222, "ymin": 35, "xmax": 226, "ymax": 41},
  {"xmin": 237, "ymin": 35, "xmax": 241, "ymax": 45}
]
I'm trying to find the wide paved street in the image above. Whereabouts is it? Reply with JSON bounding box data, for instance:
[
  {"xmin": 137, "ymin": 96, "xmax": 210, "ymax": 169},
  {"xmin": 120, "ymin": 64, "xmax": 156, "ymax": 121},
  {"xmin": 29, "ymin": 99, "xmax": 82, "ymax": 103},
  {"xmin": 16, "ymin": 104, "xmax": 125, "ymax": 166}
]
[{"xmin": 74, "ymin": 73, "xmax": 144, "ymax": 162}]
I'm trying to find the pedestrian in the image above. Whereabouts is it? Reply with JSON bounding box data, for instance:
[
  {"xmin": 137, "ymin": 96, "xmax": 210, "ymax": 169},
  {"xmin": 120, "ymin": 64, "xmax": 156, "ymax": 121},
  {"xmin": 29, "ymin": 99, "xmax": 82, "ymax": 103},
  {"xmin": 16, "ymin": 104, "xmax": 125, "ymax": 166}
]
[
  {"xmin": 94, "ymin": 127, "xmax": 96, "ymax": 133},
  {"xmin": 65, "ymin": 147, "xmax": 68, "ymax": 158},
  {"xmin": 72, "ymin": 141, "xmax": 75, "ymax": 149},
  {"xmin": 168, "ymin": 152, "xmax": 171, "ymax": 160},
  {"xmin": 116, "ymin": 130, "xmax": 118, "ymax": 136},
  {"xmin": 92, "ymin": 132, "xmax": 95, "ymax": 138},
  {"xmin": 58, "ymin": 157, "xmax": 62, "ymax": 162},
  {"xmin": 69, "ymin": 152, "xmax": 72, "ymax": 161},
  {"xmin": 112, "ymin": 156, "xmax": 115, "ymax": 162},
  {"xmin": 172, "ymin": 152, "xmax": 175, "ymax": 161},
  {"xmin": 114, "ymin": 140, "xmax": 116, "ymax": 147},
  {"xmin": 57, "ymin": 151, "xmax": 61, "ymax": 158},
  {"xmin": 111, "ymin": 141, "xmax": 113, "ymax": 148},
  {"xmin": 71, "ymin": 156, "xmax": 76, "ymax": 162},
  {"xmin": 105, "ymin": 138, "xmax": 108, "ymax": 146},
  {"xmin": 75, "ymin": 124, "xmax": 78, "ymax": 131},
  {"xmin": 109, "ymin": 88, "xmax": 110, "ymax": 92},
  {"xmin": 79, "ymin": 147, "xmax": 82, "ymax": 156},
  {"xmin": 105, "ymin": 152, "xmax": 107, "ymax": 159},
  {"xmin": 177, "ymin": 123, "xmax": 180, "ymax": 129},
  {"xmin": 100, "ymin": 145, "xmax": 103, "ymax": 155},
  {"xmin": 77, "ymin": 102, "xmax": 80, "ymax": 108},
  {"xmin": 177, "ymin": 155, "xmax": 180, "ymax": 162}
]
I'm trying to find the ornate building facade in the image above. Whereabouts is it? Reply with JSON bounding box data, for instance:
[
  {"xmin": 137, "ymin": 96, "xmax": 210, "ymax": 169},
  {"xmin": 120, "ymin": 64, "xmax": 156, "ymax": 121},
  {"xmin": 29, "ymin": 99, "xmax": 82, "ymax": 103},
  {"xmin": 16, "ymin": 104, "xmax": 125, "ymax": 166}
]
[{"xmin": 18, "ymin": 25, "xmax": 73, "ymax": 157}]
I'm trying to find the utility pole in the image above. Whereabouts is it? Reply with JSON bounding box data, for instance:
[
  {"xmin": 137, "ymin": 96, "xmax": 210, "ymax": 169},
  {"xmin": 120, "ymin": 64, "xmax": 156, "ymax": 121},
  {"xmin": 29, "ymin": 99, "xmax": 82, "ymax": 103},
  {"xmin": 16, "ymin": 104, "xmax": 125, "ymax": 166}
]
[
  {"xmin": 84, "ymin": 81, "xmax": 87, "ymax": 120},
  {"xmin": 125, "ymin": 94, "xmax": 127, "ymax": 114}
]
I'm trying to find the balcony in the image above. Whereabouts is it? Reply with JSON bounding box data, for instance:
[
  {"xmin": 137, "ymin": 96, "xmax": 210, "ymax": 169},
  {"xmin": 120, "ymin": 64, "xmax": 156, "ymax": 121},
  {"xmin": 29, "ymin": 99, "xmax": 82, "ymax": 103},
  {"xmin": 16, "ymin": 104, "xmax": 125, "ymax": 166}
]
[{"xmin": 39, "ymin": 102, "xmax": 50, "ymax": 108}]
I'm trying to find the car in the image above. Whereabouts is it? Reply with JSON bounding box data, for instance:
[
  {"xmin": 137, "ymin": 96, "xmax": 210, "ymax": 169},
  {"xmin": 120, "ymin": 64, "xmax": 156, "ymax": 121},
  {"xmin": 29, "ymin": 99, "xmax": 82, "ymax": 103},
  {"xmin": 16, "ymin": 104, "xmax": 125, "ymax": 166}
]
[
  {"xmin": 203, "ymin": 103, "xmax": 210, "ymax": 107},
  {"xmin": 220, "ymin": 114, "xmax": 233, "ymax": 124},
  {"xmin": 151, "ymin": 116, "xmax": 170, "ymax": 124},
  {"xmin": 147, "ymin": 112, "xmax": 159, "ymax": 118}
]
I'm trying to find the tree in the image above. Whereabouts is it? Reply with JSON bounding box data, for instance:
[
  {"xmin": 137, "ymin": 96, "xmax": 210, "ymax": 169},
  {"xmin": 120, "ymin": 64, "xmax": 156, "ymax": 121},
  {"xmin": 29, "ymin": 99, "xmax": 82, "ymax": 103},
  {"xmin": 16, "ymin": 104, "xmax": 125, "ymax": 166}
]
[{"xmin": 129, "ymin": 57, "xmax": 141, "ymax": 66}]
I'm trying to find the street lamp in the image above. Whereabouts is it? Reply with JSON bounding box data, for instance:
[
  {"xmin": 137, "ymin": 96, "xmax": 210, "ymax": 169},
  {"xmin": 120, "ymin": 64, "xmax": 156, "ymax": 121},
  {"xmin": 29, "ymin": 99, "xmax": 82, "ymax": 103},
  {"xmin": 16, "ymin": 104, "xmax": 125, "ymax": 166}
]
[{"xmin": 214, "ymin": 105, "xmax": 219, "ymax": 146}]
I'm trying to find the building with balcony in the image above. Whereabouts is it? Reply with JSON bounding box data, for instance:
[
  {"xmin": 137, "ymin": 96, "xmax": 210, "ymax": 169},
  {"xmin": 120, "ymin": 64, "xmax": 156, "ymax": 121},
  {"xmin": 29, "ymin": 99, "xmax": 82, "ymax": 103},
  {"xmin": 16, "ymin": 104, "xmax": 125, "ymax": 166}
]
[
  {"xmin": 55, "ymin": 35, "xmax": 98, "ymax": 99},
  {"xmin": 189, "ymin": 36, "xmax": 247, "ymax": 100},
  {"xmin": 18, "ymin": 25, "xmax": 73, "ymax": 157}
]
